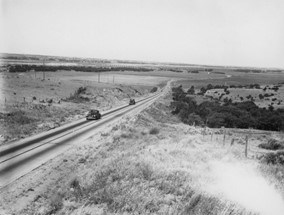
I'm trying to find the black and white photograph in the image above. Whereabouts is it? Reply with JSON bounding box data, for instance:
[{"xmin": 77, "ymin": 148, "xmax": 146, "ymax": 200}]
[{"xmin": 0, "ymin": 0, "xmax": 284, "ymax": 214}]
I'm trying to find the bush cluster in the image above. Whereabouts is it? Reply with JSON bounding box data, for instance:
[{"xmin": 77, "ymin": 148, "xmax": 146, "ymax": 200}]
[
  {"xmin": 196, "ymin": 83, "xmax": 261, "ymax": 96},
  {"xmin": 150, "ymin": 87, "xmax": 158, "ymax": 93},
  {"xmin": 262, "ymin": 151, "xmax": 284, "ymax": 165},
  {"xmin": 149, "ymin": 127, "xmax": 159, "ymax": 135},
  {"xmin": 258, "ymin": 139, "xmax": 284, "ymax": 150},
  {"xmin": 170, "ymin": 85, "xmax": 284, "ymax": 131},
  {"xmin": 65, "ymin": 87, "xmax": 90, "ymax": 103}
]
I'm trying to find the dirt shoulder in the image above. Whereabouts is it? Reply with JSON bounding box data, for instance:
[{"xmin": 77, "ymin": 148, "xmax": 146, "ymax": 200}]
[{"xmin": 1, "ymin": 85, "xmax": 284, "ymax": 215}]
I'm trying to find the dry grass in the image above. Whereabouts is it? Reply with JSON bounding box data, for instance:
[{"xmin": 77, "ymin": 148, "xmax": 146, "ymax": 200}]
[{"xmin": 11, "ymin": 90, "xmax": 284, "ymax": 215}]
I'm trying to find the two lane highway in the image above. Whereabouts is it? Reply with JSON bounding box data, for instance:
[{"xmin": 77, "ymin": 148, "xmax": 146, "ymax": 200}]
[{"xmin": 0, "ymin": 88, "xmax": 166, "ymax": 188}]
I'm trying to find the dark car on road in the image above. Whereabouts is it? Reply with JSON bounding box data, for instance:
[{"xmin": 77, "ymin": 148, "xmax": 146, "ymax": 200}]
[
  {"xmin": 86, "ymin": 109, "xmax": 101, "ymax": 120},
  {"xmin": 129, "ymin": 99, "xmax": 136, "ymax": 105}
]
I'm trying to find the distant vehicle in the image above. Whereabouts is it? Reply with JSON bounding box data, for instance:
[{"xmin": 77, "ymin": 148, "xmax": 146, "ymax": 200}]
[
  {"xmin": 86, "ymin": 109, "xmax": 101, "ymax": 120},
  {"xmin": 129, "ymin": 98, "xmax": 136, "ymax": 105}
]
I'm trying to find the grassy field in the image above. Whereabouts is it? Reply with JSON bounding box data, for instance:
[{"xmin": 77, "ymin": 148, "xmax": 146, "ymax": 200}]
[
  {"xmin": 7, "ymin": 88, "xmax": 284, "ymax": 215},
  {"xmin": 176, "ymin": 71, "xmax": 284, "ymax": 89},
  {"xmin": 205, "ymin": 85, "xmax": 284, "ymax": 109}
]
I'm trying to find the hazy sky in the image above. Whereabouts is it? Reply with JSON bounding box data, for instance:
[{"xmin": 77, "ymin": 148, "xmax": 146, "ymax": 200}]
[{"xmin": 1, "ymin": 0, "xmax": 284, "ymax": 68}]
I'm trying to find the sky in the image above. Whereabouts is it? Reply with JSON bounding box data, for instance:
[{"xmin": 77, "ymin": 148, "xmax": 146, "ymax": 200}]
[{"xmin": 1, "ymin": 0, "xmax": 284, "ymax": 68}]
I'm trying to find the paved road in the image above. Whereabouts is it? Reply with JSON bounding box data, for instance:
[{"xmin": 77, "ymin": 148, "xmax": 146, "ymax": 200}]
[{"xmin": 0, "ymin": 84, "xmax": 170, "ymax": 188}]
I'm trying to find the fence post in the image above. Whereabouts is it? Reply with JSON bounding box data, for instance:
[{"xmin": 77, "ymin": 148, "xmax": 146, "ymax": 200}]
[
  {"xmin": 245, "ymin": 135, "xmax": 248, "ymax": 157},
  {"xmin": 231, "ymin": 138, "xmax": 235, "ymax": 146},
  {"xmin": 223, "ymin": 128, "xmax": 226, "ymax": 145}
]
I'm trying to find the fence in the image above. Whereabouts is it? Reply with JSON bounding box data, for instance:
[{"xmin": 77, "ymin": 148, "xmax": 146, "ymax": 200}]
[{"xmin": 199, "ymin": 126, "xmax": 283, "ymax": 158}]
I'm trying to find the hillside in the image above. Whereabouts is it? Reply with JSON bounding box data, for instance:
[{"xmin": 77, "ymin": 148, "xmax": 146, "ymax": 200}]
[{"xmin": 1, "ymin": 85, "xmax": 284, "ymax": 215}]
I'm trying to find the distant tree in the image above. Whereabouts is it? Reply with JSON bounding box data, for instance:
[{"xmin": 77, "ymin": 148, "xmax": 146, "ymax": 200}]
[
  {"xmin": 185, "ymin": 113, "xmax": 204, "ymax": 126},
  {"xmin": 259, "ymin": 94, "xmax": 264, "ymax": 100},
  {"xmin": 172, "ymin": 85, "xmax": 186, "ymax": 101},
  {"xmin": 223, "ymin": 97, "xmax": 229, "ymax": 103},
  {"xmin": 206, "ymin": 84, "xmax": 213, "ymax": 90},
  {"xmin": 187, "ymin": 86, "xmax": 195, "ymax": 95},
  {"xmin": 200, "ymin": 87, "xmax": 207, "ymax": 95},
  {"xmin": 272, "ymin": 86, "xmax": 279, "ymax": 92}
]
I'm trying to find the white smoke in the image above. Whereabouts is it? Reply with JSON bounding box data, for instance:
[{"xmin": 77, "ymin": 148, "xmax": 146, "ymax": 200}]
[{"xmin": 207, "ymin": 161, "xmax": 284, "ymax": 215}]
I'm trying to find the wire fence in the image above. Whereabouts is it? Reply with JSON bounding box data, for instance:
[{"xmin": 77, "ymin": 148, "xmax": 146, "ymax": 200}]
[{"xmin": 199, "ymin": 126, "xmax": 284, "ymax": 158}]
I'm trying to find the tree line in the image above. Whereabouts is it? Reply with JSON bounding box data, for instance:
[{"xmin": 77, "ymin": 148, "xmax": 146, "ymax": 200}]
[
  {"xmin": 170, "ymin": 85, "xmax": 284, "ymax": 131},
  {"xmin": 6, "ymin": 64, "xmax": 153, "ymax": 73}
]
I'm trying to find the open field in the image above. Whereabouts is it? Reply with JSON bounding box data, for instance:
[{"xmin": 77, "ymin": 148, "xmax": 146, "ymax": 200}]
[
  {"xmin": 176, "ymin": 71, "xmax": 284, "ymax": 89},
  {"xmin": 1, "ymin": 59, "xmax": 283, "ymax": 144},
  {"xmin": 1, "ymin": 87, "xmax": 284, "ymax": 215},
  {"xmin": 0, "ymin": 69, "xmax": 168, "ymax": 145}
]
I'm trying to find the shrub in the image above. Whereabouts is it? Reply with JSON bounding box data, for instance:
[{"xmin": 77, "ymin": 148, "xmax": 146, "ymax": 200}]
[
  {"xmin": 69, "ymin": 177, "xmax": 81, "ymax": 189},
  {"xmin": 259, "ymin": 94, "xmax": 264, "ymax": 99},
  {"xmin": 66, "ymin": 87, "xmax": 90, "ymax": 103},
  {"xmin": 187, "ymin": 86, "xmax": 195, "ymax": 95},
  {"xmin": 186, "ymin": 113, "xmax": 204, "ymax": 126},
  {"xmin": 138, "ymin": 163, "xmax": 154, "ymax": 180},
  {"xmin": 5, "ymin": 110, "xmax": 35, "ymax": 125},
  {"xmin": 75, "ymin": 87, "xmax": 87, "ymax": 95},
  {"xmin": 258, "ymin": 139, "xmax": 284, "ymax": 150},
  {"xmin": 150, "ymin": 87, "xmax": 158, "ymax": 93},
  {"xmin": 149, "ymin": 127, "xmax": 159, "ymax": 135},
  {"xmin": 262, "ymin": 151, "xmax": 284, "ymax": 165},
  {"xmin": 48, "ymin": 192, "xmax": 64, "ymax": 214},
  {"xmin": 120, "ymin": 132, "xmax": 133, "ymax": 138}
]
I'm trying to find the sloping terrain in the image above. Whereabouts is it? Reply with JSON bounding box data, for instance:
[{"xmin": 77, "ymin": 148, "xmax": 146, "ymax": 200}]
[{"xmin": 1, "ymin": 88, "xmax": 283, "ymax": 215}]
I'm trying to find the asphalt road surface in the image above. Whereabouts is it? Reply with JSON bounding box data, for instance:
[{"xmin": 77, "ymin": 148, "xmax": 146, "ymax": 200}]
[{"xmin": 0, "ymin": 83, "xmax": 170, "ymax": 189}]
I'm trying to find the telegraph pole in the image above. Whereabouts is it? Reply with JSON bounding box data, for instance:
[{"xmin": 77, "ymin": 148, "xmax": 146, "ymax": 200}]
[{"xmin": 43, "ymin": 58, "xmax": 46, "ymax": 80}]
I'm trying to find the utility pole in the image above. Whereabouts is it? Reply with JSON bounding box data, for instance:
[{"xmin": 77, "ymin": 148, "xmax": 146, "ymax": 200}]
[{"xmin": 43, "ymin": 58, "xmax": 46, "ymax": 80}]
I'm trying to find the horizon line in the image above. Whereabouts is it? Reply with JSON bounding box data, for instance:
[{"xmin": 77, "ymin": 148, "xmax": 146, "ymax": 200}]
[{"xmin": 1, "ymin": 52, "xmax": 283, "ymax": 71}]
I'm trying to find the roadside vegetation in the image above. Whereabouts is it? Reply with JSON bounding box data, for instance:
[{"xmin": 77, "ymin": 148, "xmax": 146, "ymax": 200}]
[
  {"xmin": 171, "ymin": 85, "xmax": 284, "ymax": 131},
  {"xmin": 1, "ymin": 103, "xmax": 75, "ymax": 142},
  {"xmin": 258, "ymin": 139, "xmax": 284, "ymax": 150}
]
